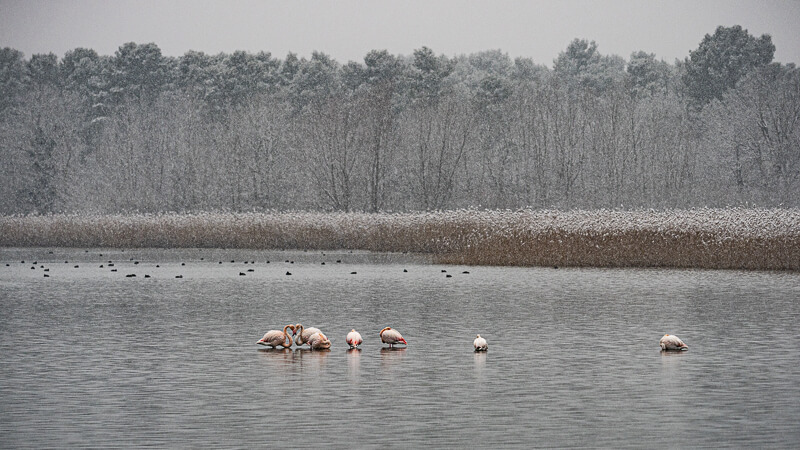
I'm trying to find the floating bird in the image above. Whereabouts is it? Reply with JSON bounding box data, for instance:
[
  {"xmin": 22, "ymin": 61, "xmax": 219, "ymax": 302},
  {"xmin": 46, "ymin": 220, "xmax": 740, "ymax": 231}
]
[
  {"xmin": 346, "ymin": 329, "xmax": 363, "ymax": 348},
  {"xmin": 660, "ymin": 334, "xmax": 688, "ymax": 351},
  {"xmin": 307, "ymin": 332, "xmax": 331, "ymax": 350},
  {"xmin": 257, "ymin": 324, "xmax": 295, "ymax": 348},
  {"xmin": 473, "ymin": 334, "xmax": 488, "ymax": 352},
  {"xmin": 294, "ymin": 324, "xmax": 321, "ymax": 347},
  {"xmin": 379, "ymin": 327, "xmax": 407, "ymax": 348}
]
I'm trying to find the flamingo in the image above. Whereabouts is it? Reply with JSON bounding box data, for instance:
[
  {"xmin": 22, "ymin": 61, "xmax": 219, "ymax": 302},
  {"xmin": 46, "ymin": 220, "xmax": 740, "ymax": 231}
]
[
  {"xmin": 473, "ymin": 334, "xmax": 488, "ymax": 352},
  {"xmin": 379, "ymin": 327, "xmax": 407, "ymax": 348},
  {"xmin": 307, "ymin": 332, "xmax": 331, "ymax": 350},
  {"xmin": 257, "ymin": 324, "xmax": 295, "ymax": 348},
  {"xmin": 346, "ymin": 329, "xmax": 363, "ymax": 348},
  {"xmin": 294, "ymin": 324, "xmax": 321, "ymax": 347},
  {"xmin": 660, "ymin": 334, "xmax": 688, "ymax": 351}
]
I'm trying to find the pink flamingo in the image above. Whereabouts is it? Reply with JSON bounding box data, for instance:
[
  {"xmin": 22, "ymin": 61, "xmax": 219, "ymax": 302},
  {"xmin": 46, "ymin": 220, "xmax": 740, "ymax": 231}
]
[
  {"xmin": 660, "ymin": 334, "xmax": 688, "ymax": 351},
  {"xmin": 307, "ymin": 332, "xmax": 331, "ymax": 350},
  {"xmin": 379, "ymin": 327, "xmax": 407, "ymax": 348},
  {"xmin": 346, "ymin": 329, "xmax": 363, "ymax": 348},
  {"xmin": 257, "ymin": 324, "xmax": 295, "ymax": 348},
  {"xmin": 473, "ymin": 334, "xmax": 488, "ymax": 351}
]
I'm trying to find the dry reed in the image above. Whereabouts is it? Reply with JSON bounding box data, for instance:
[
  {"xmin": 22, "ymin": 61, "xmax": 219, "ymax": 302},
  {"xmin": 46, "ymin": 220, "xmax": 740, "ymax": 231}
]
[{"xmin": 1, "ymin": 209, "xmax": 798, "ymax": 270}]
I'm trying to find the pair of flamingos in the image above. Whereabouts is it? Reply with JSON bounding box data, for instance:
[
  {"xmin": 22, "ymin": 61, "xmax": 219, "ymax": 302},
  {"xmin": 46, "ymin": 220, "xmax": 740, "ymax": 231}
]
[
  {"xmin": 257, "ymin": 324, "xmax": 407, "ymax": 350},
  {"xmin": 256, "ymin": 324, "xmax": 332, "ymax": 350}
]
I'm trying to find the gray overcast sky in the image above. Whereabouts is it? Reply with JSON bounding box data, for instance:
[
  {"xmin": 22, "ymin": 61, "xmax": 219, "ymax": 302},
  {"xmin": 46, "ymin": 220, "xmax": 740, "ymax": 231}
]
[{"xmin": 2, "ymin": 0, "xmax": 799, "ymax": 66}]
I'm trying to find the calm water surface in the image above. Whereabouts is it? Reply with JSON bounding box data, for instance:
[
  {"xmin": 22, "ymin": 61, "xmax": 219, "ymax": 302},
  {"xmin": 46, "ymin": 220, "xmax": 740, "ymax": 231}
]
[{"xmin": 1, "ymin": 247, "xmax": 799, "ymax": 448}]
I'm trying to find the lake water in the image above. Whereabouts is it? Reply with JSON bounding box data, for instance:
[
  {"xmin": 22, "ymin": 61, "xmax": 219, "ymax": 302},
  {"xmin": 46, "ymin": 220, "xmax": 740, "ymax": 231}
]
[{"xmin": 1, "ymin": 247, "xmax": 799, "ymax": 448}]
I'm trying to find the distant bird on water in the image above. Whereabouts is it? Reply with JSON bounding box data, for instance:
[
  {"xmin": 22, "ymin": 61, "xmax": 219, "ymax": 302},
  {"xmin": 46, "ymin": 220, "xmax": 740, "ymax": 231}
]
[
  {"xmin": 307, "ymin": 332, "xmax": 332, "ymax": 350},
  {"xmin": 473, "ymin": 334, "xmax": 488, "ymax": 352},
  {"xmin": 257, "ymin": 324, "xmax": 295, "ymax": 348},
  {"xmin": 379, "ymin": 327, "xmax": 407, "ymax": 348},
  {"xmin": 660, "ymin": 334, "xmax": 688, "ymax": 351},
  {"xmin": 346, "ymin": 329, "xmax": 363, "ymax": 348}
]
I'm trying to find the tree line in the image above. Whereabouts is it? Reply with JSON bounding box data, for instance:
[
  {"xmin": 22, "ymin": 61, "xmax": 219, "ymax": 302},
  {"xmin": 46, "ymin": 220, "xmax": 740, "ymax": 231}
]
[{"xmin": 1, "ymin": 25, "xmax": 798, "ymax": 214}]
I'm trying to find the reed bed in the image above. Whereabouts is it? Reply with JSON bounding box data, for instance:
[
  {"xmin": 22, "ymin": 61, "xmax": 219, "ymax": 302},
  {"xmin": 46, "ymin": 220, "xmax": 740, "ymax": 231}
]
[{"xmin": 1, "ymin": 208, "xmax": 798, "ymax": 270}]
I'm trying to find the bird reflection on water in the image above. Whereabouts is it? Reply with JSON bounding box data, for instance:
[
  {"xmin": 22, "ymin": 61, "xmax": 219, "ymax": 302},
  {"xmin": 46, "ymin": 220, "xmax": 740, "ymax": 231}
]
[
  {"xmin": 380, "ymin": 346, "xmax": 406, "ymax": 369},
  {"xmin": 473, "ymin": 351, "xmax": 486, "ymax": 370},
  {"xmin": 347, "ymin": 348, "xmax": 361, "ymax": 379}
]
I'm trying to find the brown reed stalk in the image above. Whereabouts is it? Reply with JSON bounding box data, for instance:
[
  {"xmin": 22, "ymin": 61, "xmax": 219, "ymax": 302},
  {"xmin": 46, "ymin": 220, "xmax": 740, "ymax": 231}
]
[{"xmin": 1, "ymin": 209, "xmax": 798, "ymax": 270}]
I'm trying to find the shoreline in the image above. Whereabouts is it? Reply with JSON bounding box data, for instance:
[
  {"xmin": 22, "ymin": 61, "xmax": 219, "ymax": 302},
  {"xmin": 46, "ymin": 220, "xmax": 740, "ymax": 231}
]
[{"xmin": 1, "ymin": 209, "xmax": 798, "ymax": 271}]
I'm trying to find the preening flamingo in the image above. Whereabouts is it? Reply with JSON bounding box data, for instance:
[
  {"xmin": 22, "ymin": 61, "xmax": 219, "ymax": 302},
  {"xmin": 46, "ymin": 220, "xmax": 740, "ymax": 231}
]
[
  {"xmin": 473, "ymin": 334, "xmax": 488, "ymax": 352},
  {"xmin": 257, "ymin": 324, "xmax": 295, "ymax": 348},
  {"xmin": 660, "ymin": 334, "xmax": 688, "ymax": 350},
  {"xmin": 294, "ymin": 324, "xmax": 321, "ymax": 347},
  {"xmin": 346, "ymin": 329, "xmax": 363, "ymax": 348},
  {"xmin": 308, "ymin": 332, "xmax": 332, "ymax": 350},
  {"xmin": 379, "ymin": 327, "xmax": 407, "ymax": 348}
]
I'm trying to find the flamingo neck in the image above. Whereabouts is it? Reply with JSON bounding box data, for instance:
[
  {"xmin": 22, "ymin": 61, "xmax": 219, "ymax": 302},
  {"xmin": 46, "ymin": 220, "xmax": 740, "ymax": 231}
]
[{"xmin": 282, "ymin": 325, "xmax": 294, "ymax": 348}]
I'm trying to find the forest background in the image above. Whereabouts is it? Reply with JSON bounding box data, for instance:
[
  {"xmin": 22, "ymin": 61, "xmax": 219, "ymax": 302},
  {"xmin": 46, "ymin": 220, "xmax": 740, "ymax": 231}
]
[{"xmin": 1, "ymin": 25, "xmax": 798, "ymax": 215}]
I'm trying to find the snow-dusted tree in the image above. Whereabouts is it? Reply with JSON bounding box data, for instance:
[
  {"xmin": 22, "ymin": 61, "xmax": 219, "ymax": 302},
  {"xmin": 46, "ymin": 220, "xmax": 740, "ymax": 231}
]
[
  {"xmin": 407, "ymin": 47, "xmax": 455, "ymax": 106},
  {"xmin": 683, "ymin": 25, "xmax": 775, "ymax": 107},
  {"xmin": 553, "ymin": 39, "xmax": 626, "ymax": 95},
  {"xmin": 0, "ymin": 47, "xmax": 28, "ymax": 116},
  {"xmin": 703, "ymin": 63, "xmax": 800, "ymax": 206}
]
